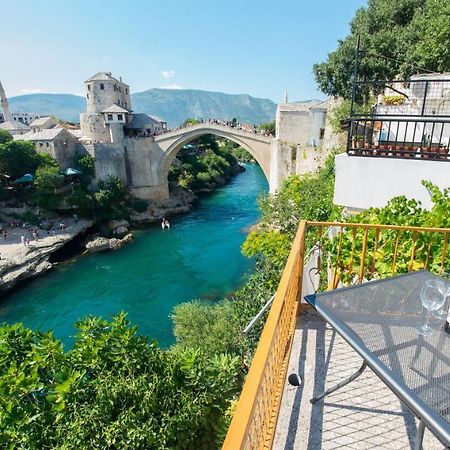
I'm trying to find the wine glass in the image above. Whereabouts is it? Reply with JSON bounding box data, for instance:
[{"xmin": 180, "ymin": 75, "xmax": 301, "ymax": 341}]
[
  {"xmin": 417, "ymin": 279, "xmax": 446, "ymax": 336},
  {"xmin": 432, "ymin": 275, "xmax": 450, "ymax": 320}
]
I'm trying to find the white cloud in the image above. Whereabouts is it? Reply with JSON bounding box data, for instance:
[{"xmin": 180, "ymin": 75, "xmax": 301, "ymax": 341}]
[
  {"xmin": 163, "ymin": 83, "xmax": 183, "ymax": 89},
  {"xmin": 161, "ymin": 70, "xmax": 175, "ymax": 79},
  {"xmin": 21, "ymin": 88, "xmax": 43, "ymax": 94}
]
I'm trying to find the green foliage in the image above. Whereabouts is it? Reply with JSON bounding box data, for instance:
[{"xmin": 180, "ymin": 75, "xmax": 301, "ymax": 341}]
[
  {"xmin": 173, "ymin": 260, "xmax": 280, "ymax": 367},
  {"xmin": 130, "ymin": 199, "xmax": 148, "ymax": 213},
  {"xmin": 0, "ymin": 140, "xmax": 42, "ymax": 179},
  {"xmin": 34, "ymin": 165, "xmax": 64, "ymax": 209},
  {"xmin": 66, "ymin": 188, "xmax": 94, "ymax": 218},
  {"xmin": 75, "ymin": 153, "xmax": 96, "ymax": 179},
  {"xmin": 328, "ymin": 181, "xmax": 450, "ymax": 283},
  {"xmin": 182, "ymin": 118, "xmax": 201, "ymax": 126},
  {"xmin": 242, "ymin": 230, "xmax": 292, "ymax": 268},
  {"xmin": 258, "ymin": 120, "xmax": 275, "ymax": 135},
  {"xmin": 0, "ymin": 314, "xmax": 240, "ymax": 449},
  {"xmin": 0, "ymin": 130, "xmax": 13, "ymax": 145},
  {"xmin": 243, "ymin": 151, "xmax": 341, "ymax": 267},
  {"xmin": 232, "ymin": 147, "xmax": 255, "ymax": 162},
  {"xmin": 313, "ymin": 0, "xmax": 450, "ymax": 99},
  {"xmin": 93, "ymin": 176, "xmax": 128, "ymax": 220},
  {"xmin": 383, "ymin": 94, "xmax": 405, "ymax": 105},
  {"xmin": 170, "ymin": 138, "xmax": 239, "ymax": 192},
  {"xmin": 329, "ymin": 99, "xmax": 373, "ymax": 133}
]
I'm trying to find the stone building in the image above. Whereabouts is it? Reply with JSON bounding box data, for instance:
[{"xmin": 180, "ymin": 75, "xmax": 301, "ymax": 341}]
[
  {"xmin": 0, "ymin": 119, "xmax": 31, "ymax": 136},
  {"xmin": 29, "ymin": 116, "xmax": 58, "ymax": 131},
  {"xmin": 13, "ymin": 127, "xmax": 82, "ymax": 168}
]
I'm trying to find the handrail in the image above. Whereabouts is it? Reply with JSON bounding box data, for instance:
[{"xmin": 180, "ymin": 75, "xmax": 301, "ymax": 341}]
[
  {"xmin": 307, "ymin": 221, "xmax": 450, "ymax": 234},
  {"xmin": 223, "ymin": 220, "xmax": 450, "ymax": 449},
  {"xmin": 223, "ymin": 221, "xmax": 306, "ymax": 449},
  {"xmin": 242, "ymin": 294, "xmax": 275, "ymax": 335}
]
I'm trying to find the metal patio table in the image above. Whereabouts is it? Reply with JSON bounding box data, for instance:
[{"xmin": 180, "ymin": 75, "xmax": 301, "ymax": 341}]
[{"xmin": 304, "ymin": 270, "xmax": 450, "ymax": 449}]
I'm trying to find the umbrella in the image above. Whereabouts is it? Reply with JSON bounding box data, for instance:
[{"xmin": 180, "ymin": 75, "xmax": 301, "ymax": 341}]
[
  {"xmin": 63, "ymin": 168, "xmax": 82, "ymax": 176},
  {"xmin": 15, "ymin": 174, "xmax": 34, "ymax": 184}
]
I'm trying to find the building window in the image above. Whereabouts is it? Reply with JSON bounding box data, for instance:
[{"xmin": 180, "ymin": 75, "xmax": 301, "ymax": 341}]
[
  {"xmin": 117, "ymin": 114, "xmax": 123, "ymax": 121},
  {"xmin": 88, "ymin": 84, "xmax": 91, "ymax": 91},
  {"xmin": 46, "ymin": 142, "xmax": 49, "ymax": 148},
  {"xmin": 107, "ymin": 114, "xmax": 113, "ymax": 121},
  {"xmin": 100, "ymin": 83, "xmax": 105, "ymax": 90},
  {"xmin": 87, "ymin": 94, "xmax": 89, "ymax": 99},
  {"xmin": 125, "ymin": 88, "xmax": 128, "ymax": 94},
  {"xmin": 319, "ymin": 128, "xmax": 325, "ymax": 140},
  {"xmin": 39, "ymin": 143, "xmax": 43, "ymax": 148}
]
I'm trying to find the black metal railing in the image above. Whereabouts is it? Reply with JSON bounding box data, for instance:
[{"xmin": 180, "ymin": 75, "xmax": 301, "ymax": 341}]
[
  {"xmin": 347, "ymin": 116, "xmax": 450, "ymax": 160},
  {"xmin": 352, "ymin": 78, "xmax": 450, "ymax": 119}
]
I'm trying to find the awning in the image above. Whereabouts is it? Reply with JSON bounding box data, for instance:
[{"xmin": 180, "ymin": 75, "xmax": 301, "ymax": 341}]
[
  {"xmin": 63, "ymin": 168, "xmax": 82, "ymax": 176},
  {"xmin": 15, "ymin": 174, "xmax": 34, "ymax": 183}
]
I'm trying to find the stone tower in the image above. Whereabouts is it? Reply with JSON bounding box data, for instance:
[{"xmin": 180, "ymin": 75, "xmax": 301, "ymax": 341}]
[
  {"xmin": 0, "ymin": 81, "xmax": 13, "ymax": 122},
  {"xmin": 80, "ymin": 72, "xmax": 131, "ymax": 143}
]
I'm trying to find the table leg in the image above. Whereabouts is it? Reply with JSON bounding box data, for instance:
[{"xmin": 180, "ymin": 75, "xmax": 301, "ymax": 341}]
[
  {"xmin": 310, "ymin": 361, "xmax": 367, "ymax": 404},
  {"xmin": 414, "ymin": 419, "xmax": 425, "ymax": 450}
]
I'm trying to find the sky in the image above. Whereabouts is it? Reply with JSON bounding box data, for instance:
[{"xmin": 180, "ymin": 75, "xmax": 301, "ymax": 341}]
[{"xmin": 2, "ymin": 0, "xmax": 367, "ymax": 102}]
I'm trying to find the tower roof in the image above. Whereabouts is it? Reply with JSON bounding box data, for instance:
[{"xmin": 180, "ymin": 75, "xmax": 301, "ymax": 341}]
[{"xmin": 85, "ymin": 71, "xmax": 128, "ymax": 85}]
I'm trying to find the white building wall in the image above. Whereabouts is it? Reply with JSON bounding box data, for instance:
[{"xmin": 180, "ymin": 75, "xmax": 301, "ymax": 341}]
[{"xmin": 334, "ymin": 153, "xmax": 450, "ymax": 211}]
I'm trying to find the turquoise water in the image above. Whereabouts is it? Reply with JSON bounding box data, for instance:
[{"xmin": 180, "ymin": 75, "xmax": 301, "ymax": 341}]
[{"xmin": 0, "ymin": 164, "xmax": 268, "ymax": 347}]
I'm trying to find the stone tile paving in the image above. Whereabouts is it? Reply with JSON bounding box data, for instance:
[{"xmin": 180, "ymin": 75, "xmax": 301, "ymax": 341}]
[{"xmin": 273, "ymin": 308, "xmax": 447, "ymax": 450}]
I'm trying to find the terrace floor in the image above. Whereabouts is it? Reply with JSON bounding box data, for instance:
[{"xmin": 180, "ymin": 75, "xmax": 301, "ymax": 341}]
[{"xmin": 273, "ymin": 308, "xmax": 447, "ymax": 450}]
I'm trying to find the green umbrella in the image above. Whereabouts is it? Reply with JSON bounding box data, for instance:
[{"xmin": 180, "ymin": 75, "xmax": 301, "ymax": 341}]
[
  {"xmin": 15, "ymin": 173, "xmax": 34, "ymax": 183},
  {"xmin": 63, "ymin": 168, "xmax": 82, "ymax": 176}
]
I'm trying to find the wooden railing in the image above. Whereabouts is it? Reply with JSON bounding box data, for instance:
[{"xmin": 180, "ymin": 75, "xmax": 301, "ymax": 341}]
[{"xmin": 223, "ymin": 220, "xmax": 450, "ymax": 449}]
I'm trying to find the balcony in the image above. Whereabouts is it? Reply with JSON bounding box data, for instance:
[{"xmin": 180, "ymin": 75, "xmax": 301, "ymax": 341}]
[{"xmin": 223, "ymin": 221, "xmax": 450, "ymax": 449}]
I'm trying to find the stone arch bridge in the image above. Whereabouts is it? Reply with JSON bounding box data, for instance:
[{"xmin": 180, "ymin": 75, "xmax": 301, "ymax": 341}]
[
  {"xmin": 156, "ymin": 123, "xmax": 271, "ymax": 180},
  {"xmin": 116, "ymin": 103, "xmax": 329, "ymax": 201},
  {"xmin": 126, "ymin": 122, "xmax": 280, "ymax": 201}
]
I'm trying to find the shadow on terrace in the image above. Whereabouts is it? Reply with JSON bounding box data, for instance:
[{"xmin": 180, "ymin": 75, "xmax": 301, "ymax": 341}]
[{"xmin": 223, "ymin": 221, "xmax": 450, "ymax": 449}]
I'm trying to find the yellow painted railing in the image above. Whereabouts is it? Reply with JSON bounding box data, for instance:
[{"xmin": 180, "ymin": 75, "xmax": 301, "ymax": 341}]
[{"xmin": 223, "ymin": 220, "xmax": 450, "ymax": 450}]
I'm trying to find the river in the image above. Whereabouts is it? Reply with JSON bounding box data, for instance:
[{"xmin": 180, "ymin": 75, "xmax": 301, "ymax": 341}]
[{"xmin": 0, "ymin": 164, "xmax": 268, "ymax": 347}]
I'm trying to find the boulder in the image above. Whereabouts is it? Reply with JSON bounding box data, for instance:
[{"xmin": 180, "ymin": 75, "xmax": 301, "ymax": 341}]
[
  {"xmin": 112, "ymin": 225, "xmax": 129, "ymax": 237},
  {"xmin": 85, "ymin": 234, "xmax": 133, "ymax": 253},
  {"xmin": 108, "ymin": 219, "xmax": 129, "ymax": 231}
]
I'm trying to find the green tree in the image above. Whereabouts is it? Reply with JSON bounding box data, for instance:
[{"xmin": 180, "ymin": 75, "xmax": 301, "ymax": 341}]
[
  {"xmin": 0, "ymin": 314, "xmax": 241, "ymax": 449},
  {"xmin": 182, "ymin": 118, "xmax": 201, "ymax": 126},
  {"xmin": 313, "ymin": 0, "xmax": 450, "ymax": 100},
  {"xmin": 0, "ymin": 129, "xmax": 13, "ymax": 145},
  {"xmin": 0, "ymin": 140, "xmax": 41, "ymax": 179},
  {"xmin": 34, "ymin": 165, "xmax": 64, "ymax": 209},
  {"xmin": 258, "ymin": 121, "xmax": 275, "ymax": 135},
  {"xmin": 75, "ymin": 153, "xmax": 96, "ymax": 179}
]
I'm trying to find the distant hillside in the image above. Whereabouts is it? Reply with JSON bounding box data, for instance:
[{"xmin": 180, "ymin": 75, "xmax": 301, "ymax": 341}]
[
  {"xmin": 9, "ymin": 94, "xmax": 85, "ymax": 123},
  {"xmin": 8, "ymin": 89, "xmax": 277, "ymax": 126},
  {"xmin": 131, "ymin": 89, "xmax": 276, "ymax": 127}
]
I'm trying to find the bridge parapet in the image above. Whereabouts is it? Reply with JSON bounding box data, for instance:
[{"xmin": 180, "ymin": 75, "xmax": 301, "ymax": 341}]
[{"xmin": 154, "ymin": 123, "xmax": 272, "ymax": 145}]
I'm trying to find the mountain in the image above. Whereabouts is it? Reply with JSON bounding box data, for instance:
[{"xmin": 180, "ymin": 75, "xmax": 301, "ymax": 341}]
[
  {"xmin": 8, "ymin": 89, "xmax": 277, "ymax": 127},
  {"xmin": 9, "ymin": 94, "xmax": 85, "ymax": 124},
  {"xmin": 131, "ymin": 89, "xmax": 276, "ymax": 127}
]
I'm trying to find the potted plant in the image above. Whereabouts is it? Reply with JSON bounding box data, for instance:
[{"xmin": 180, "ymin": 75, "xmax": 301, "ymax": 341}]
[{"xmin": 352, "ymin": 135, "xmax": 365, "ymax": 149}]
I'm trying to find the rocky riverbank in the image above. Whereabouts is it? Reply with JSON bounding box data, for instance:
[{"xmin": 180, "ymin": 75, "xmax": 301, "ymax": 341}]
[
  {"xmin": 0, "ymin": 164, "xmax": 245, "ymax": 294},
  {"xmin": 0, "ymin": 219, "xmax": 93, "ymax": 293}
]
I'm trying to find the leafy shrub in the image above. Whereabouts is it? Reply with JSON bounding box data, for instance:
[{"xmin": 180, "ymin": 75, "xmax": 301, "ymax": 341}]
[
  {"xmin": 0, "ymin": 314, "xmax": 240, "ymax": 449},
  {"xmin": 130, "ymin": 199, "xmax": 148, "ymax": 213}
]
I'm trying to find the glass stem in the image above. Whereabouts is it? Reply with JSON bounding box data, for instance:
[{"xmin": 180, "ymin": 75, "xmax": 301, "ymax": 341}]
[{"xmin": 425, "ymin": 310, "xmax": 432, "ymax": 329}]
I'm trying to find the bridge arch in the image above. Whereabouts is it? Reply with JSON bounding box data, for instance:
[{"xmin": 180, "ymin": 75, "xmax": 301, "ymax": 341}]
[{"xmin": 155, "ymin": 124, "xmax": 271, "ymax": 184}]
